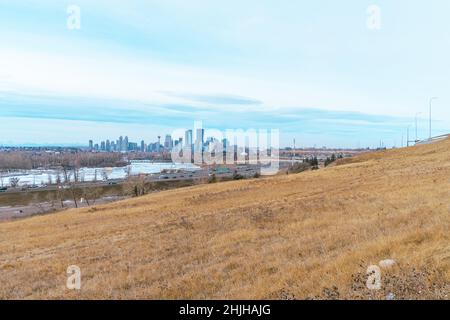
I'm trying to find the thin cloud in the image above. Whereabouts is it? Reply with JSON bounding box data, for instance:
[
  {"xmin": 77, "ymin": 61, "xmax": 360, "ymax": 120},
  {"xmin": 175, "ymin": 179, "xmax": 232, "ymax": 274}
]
[
  {"xmin": 160, "ymin": 91, "xmax": 262, "ymax": 106},
  {"xmin": 0, "ymin": 91, "xmax": 411, "ymax": 130}
]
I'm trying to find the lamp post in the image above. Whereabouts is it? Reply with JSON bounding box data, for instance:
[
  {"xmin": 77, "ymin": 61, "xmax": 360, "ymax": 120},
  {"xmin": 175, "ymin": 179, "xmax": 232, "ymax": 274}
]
[
  {"xmin": 429, "ymin": 97, "xmax": 438, "ymax": 140},
  {"xmin": 415, "ymin": 112, "xmax": 421, "ymax": 142},
  {"xmin": 407, "ymin": 125, "xmax": 410, "ymax": 147}
]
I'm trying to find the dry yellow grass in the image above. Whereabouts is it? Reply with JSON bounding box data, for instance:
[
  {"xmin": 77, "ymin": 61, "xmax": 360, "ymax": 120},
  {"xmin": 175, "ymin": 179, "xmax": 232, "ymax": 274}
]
[{"xmin": 0, "ymin": 138, "xmax": 449, "ymax": 299}]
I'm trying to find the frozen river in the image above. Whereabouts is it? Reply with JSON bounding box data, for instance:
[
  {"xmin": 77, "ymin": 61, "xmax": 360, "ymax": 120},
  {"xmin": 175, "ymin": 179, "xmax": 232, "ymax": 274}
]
[{"xmin": 0, "ymin": 162, "xmax": 200, "ymax": 187}]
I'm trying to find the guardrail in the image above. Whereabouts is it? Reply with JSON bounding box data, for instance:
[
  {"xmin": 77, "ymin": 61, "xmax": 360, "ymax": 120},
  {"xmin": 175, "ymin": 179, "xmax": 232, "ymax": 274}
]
[{"xmin": 415, "ymin": 134, "xmax": 450, "ymax": 145}]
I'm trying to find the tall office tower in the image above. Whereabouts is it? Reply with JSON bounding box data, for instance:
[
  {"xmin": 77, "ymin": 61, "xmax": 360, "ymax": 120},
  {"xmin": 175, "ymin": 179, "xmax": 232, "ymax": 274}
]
[
  {"xmin": 185, "ymin": 130, "xmax": 193, "ymax": 147},
  {"xmin": 119, "ymin": 136, "xmax": 124, "ymax": 152},
  {"xmin": 88, "ymin": 140, "xmax": 93, "ymax": 150},
  {"xmin": 164, "ymin": 134, "xmax": 173, "ymax": 150},
  {"xmin": 106, "ymin": 140, "xmax": 111, "ymax": 152},
  {"xmin": 100, "ymin": 141, "xmax": 106, "ymax": 151},
  {"xmin": 222, "ymin": 138, "xmax": 229, "ymax": 150},
  {"xmin": 178, "ymin": 137, "xmax": 183, "ymax": 146},
  {"xmin": 124, "ymin": 136, "xmax": 129, "ymax": 151},
  {"xmin": 141, "ymin": 140, "xmax": 145, "ymax": 152},
  {"xmin": 157, "ymin": 136, "xmax": 161, "ymax": 152},
  {"xmin": 195, "ymin": 128, "xmax": 204, "ymax": 151}
]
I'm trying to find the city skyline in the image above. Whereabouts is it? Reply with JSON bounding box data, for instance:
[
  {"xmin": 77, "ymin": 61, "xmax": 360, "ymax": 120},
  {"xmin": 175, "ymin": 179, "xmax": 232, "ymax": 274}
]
[{"xmin": 88, "ymin": 129, "xmax": 217, "ymax": 153}]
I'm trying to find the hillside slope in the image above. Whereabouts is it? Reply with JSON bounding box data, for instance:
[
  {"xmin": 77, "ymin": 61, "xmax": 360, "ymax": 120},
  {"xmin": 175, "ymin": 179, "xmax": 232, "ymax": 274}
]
[{"xmin": 0, "ymin": 139, "xmax": 449, "ymax": 299}]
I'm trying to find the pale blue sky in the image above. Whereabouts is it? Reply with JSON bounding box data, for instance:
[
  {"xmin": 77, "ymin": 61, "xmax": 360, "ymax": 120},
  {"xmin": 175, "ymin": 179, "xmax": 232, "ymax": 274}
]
[{"xmin": 0, "ymin": 0, "xmax": 449, "ymax": 147}]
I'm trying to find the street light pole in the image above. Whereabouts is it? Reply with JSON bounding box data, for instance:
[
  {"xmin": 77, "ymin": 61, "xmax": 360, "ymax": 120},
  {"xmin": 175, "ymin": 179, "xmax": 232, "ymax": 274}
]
[
  {"xmin": 429, "ymin": 97, "xmax": 438, "ymax": 140},
  {"xmin": 292, "ymin": 138, "xmax": 296, "ymax": 163},
  {"xmin": 415, "ymin": 112, "xmax": 421, "ymax": 142},
  {"xmin": 407, "ymin": 126, "xmax": 410, "ymax": 147}
]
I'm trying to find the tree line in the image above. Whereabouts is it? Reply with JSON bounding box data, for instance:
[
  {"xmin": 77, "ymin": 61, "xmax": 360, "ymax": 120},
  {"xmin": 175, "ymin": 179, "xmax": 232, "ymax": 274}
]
[{"xmin": 0, "ymin": 151, "xmax": 126, "ymax": 170}]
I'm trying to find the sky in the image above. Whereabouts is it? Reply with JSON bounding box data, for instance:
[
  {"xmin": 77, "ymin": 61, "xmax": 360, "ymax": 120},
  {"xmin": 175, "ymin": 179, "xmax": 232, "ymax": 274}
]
[{"xmin": 0, "ymin": 0, "xmax": 449, "ymax": 148}]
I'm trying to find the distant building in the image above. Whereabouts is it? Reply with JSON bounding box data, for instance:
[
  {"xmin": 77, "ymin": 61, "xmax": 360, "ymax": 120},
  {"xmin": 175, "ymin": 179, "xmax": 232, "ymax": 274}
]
[
  {"xmin": 148, "ymin": 142, "xmax": 158, "ymax": 152},
  {"xmin": 164, "ymin": 135, "xmax": 173, "ymax": 150},
  {"xmin": 185, "ymin": 130, "xmax": 193, "ymax": 147},
  {"xmin": 222, "ymin": 138, "xmax": 229, "ymax": 150},
  {"xmin": 124, "ymin": 136, "xmax": 129, "ymax": 151},
  {"xmin": 195, "ymin": 128, "xmax": 204, "ymax": 152},
  {"xmin": 88, "ymin": 140, "xmax": 93, "ymax": 150},
  {"xmin": 119, "ymin": 136, "xmax": 124, "ymax": 151},
  {"xmin": 128, "ymin": 142, "xmax": 138, "ymax": 151}
]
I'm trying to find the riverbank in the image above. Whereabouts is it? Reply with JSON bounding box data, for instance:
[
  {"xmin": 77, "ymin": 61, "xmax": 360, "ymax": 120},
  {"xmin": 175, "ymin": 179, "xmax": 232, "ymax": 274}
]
[
  {"xmin": 0, "ymin": 163, "xmax": 279, "ymax": 221},
  {"xmin": 0, "ymin": 162, "xmax": 199, "ymax": 188},
  {"xmin": 0, "ymin": 195, "xmax": 126, "ymax": 221},
  {"xmin": 0, "ymin": 178, "xmax": 199, "ymax": 221}
]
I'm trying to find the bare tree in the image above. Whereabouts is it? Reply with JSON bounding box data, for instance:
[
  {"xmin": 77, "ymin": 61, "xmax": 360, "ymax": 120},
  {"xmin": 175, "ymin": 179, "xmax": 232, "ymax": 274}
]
[
  {"xmin": 47, "ymin": 173, "xmax": 53, "ymax": 185},
  {"xmin": 125, "ymin": 174, "xmax": 148, "ymax": 197},
  {"xmin": 9, "ymin": 177, "xmax": 20, "ymax": 188},
  {"xmin": 73, "ymin": 167, "xmax": 80, "ymax": 183},
  {"xmin": 56, "ymin": 184, "xmax": 65, "ymax": 208},
  {"xmin": 46, "ymin": 192, "xmax": 57, "ymax": 210},
  {"xmin": 81, "ymin": 186, "xmax": 101, "ymax": 206},
  {"xmin": 32, "ymin": 193, "xmax": 47, "ymax": 214},
  {"xmin": 56, "ymin": 171, "xmax": 62, "ymax": 185},
  {"xmin": 69, "ymin": 183, "xmax": 79, "ymax": 208},
  {"xmin": 62, "ymin": 166, "xmax": 70, "ymax": 183}
]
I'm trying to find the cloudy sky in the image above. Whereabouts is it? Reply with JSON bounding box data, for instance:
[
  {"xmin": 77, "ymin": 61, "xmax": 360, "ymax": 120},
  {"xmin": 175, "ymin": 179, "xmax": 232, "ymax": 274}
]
[{"xmin": 0, "ymin": 0, "xmax": 449, "ymax": 148}]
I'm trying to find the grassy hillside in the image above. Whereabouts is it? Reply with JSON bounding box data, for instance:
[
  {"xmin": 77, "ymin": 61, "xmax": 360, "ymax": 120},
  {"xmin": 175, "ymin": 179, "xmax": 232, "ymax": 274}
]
[{"xmin": 0, "ymin": 139, "xmax": 449, "ymax": 299}]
